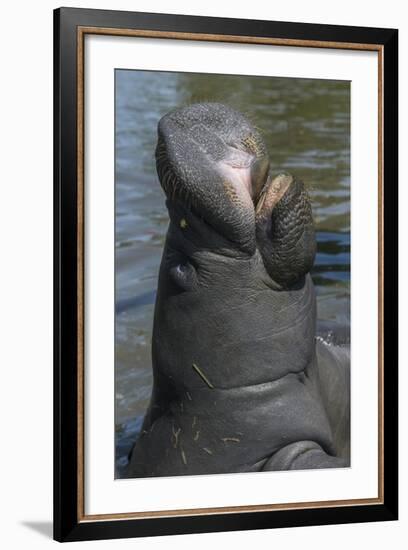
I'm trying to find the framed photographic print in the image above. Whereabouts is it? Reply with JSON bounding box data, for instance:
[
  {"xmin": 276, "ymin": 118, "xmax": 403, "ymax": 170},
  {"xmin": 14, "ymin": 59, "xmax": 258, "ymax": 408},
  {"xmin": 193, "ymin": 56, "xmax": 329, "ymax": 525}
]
[{"xmin": 54, "ymin": 7, "xmax": 398, "ymax": 542}]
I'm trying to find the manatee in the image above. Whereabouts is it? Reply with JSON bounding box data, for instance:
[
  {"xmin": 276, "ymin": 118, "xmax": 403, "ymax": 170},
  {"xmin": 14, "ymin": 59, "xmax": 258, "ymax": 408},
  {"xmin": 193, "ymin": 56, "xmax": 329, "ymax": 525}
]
[{"xmin": 126, "ymin": 103, "xmax": 350, "ymax": 478}]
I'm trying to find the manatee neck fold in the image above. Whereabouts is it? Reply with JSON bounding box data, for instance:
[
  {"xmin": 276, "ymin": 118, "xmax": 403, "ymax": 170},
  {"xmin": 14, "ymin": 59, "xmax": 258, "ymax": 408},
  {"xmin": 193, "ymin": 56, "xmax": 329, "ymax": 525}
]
[{"xmin": 151, "ymin": 242, "xmax": 317, "ymax": 392}]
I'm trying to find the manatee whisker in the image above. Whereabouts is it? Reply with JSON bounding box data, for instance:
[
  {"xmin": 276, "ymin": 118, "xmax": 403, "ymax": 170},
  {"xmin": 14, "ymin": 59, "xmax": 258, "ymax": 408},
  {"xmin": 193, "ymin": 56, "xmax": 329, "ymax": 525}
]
[{"xmin": 163, "ymin": 170, "xmax": 173, "ymax": 191}]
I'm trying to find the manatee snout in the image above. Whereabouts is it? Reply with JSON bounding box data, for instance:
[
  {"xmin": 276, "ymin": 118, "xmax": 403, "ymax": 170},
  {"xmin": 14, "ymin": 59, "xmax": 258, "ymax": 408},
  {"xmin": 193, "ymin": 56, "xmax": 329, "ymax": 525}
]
[
  {"xmin": 256, "ymin": 173, "xmax": 316, "ymax": 287},
  {"xmin": 155, "ymin": 102, "xmax": 316, "ymax": 287}
]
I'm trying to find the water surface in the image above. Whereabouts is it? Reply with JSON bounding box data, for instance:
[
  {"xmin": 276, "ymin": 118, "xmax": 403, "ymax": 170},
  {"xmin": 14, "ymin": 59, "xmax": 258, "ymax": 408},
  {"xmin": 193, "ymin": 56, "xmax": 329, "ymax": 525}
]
[{"xmin": 115, "ymin": 70, "xmax": 350, "ymax": 476}]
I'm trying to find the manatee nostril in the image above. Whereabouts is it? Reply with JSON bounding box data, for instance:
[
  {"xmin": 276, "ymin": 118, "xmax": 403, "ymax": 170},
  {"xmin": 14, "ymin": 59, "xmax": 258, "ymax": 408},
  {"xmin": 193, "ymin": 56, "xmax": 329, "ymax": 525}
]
[
  {"xmin": 255, "ymin": 173, "xmax": 293, "ymax": 217},
  {"xmin": 250, "ymin": 155, "xmax": 270, "ymax": 203}
]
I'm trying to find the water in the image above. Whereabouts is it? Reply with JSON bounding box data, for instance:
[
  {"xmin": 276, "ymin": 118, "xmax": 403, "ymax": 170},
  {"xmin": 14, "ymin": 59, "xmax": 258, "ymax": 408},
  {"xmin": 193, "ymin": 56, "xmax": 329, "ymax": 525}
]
[{"xmin": 115, "ymin": 70, "xmax": 350, "ymax": 477}]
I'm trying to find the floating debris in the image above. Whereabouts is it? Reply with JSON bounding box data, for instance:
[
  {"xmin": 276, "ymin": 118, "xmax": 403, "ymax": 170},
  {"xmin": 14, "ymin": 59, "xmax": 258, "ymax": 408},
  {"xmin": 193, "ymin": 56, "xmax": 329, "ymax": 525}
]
[
  {"xmin": 193, "ymin": 430, "xmax": 200, "ymax": 441},
  {"xmin": 186, "ymin": 391, "xmax": 192, "ymax": 401},
  {"xmin": 203, "ymin": 447, "xmax": 213, "ymax": 455},
  {"xmin": 316, "ymin": 335, "xmax": 332, "ymax": 346},
  {"xmin": 181, "ymin": 448, "xmax": 187, "ymax": 465},
  {"xmin": 192, "ymin": 416, "xmax": 197, "ymax": 428},
  {"xmin": 192, "ymin": 363, "xmax": 214, "ymax": 389},
  {"xmin": 172, "ymin": 425, "xmax": 181, "ymax": 448},
  {"xmin": 221, "ymin": 437, "xmax": 240, "ymax": 443}
]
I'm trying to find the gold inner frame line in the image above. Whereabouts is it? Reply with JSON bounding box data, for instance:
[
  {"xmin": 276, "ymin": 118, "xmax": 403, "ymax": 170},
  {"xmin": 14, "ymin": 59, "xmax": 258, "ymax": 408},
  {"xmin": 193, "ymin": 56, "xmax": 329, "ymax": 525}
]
[{"xmin": 76, "ymin": 26, "xmax": 384, "ymax": 523}]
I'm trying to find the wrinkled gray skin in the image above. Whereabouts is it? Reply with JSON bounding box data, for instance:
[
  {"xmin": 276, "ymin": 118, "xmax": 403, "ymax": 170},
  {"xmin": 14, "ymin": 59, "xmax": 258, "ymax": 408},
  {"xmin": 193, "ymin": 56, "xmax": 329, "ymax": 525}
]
[{"xmin": 127, "ymin": 103, "xmax": 350, "ymax": 478}]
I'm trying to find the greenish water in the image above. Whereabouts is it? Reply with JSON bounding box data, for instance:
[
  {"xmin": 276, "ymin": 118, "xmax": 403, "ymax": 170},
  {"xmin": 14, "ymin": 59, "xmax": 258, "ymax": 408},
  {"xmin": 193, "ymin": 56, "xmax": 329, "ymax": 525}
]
[{"xmin": 115, "ymin": 70, "xmax": 350, "ymax": 475}]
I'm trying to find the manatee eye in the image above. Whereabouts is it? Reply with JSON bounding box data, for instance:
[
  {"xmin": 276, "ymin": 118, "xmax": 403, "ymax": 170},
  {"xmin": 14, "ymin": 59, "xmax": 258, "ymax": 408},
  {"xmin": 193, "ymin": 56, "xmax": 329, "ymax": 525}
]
[
  {"xmin": 175, "ymin": 264, "xmax": 187, "ymax": 276},
  {"xmin": 169, "ymin": 262, "xmax": 197, "ymax": 291}
]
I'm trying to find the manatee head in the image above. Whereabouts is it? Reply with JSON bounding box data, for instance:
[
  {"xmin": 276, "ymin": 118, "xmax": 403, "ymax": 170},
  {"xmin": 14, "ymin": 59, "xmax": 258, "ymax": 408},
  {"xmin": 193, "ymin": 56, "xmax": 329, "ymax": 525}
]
[{"xmin": 155, "ymin": 102, "xmax": 316, "ymax": 290}]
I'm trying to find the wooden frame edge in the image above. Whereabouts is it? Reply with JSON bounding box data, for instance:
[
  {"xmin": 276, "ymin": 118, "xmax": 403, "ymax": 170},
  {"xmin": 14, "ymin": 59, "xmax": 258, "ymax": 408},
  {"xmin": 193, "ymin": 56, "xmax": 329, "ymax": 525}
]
[
  {"xmin": 77, "ymin": 25, "xmax": 85, "ymax": 522},
  {"xmin": 74, "ymin": 23, "xmax": 387, "ymax": 526},
  {"xmin": 377, "ymin": 45, "xmax": 385, "ymax": 504},
  {"xmin": 78, "ymin": 25, "xmax": 383, "ymax": 51},
  {"xmin": 79, "ymin": 497, "xmax": 383, "ymax": 523}
]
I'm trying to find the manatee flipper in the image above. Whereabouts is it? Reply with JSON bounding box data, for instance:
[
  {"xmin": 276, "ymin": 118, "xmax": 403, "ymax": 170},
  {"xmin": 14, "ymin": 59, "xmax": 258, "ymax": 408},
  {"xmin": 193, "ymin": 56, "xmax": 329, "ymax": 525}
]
[
  {"xmin": 262, "ymin": 441, "xmax": 349, "ymax": 471},
  {"xmin": 316, "ymin": 341, "xmax": 350, "ymax": 462}
]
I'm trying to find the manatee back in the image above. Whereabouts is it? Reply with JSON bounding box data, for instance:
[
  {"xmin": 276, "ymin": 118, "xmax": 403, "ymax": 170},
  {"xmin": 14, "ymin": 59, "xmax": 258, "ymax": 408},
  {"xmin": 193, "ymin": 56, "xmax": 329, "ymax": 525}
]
[{"xmin": 316, "ymin": 340, "xmax": 350, "ymax": 462}]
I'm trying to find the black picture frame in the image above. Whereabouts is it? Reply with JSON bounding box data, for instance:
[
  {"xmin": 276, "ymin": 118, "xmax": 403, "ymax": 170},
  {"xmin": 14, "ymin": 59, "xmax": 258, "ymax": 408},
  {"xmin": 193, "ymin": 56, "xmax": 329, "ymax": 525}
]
[{"xmin": 54, "ymin": 7, "xmax": 398, "ymax": 542}]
